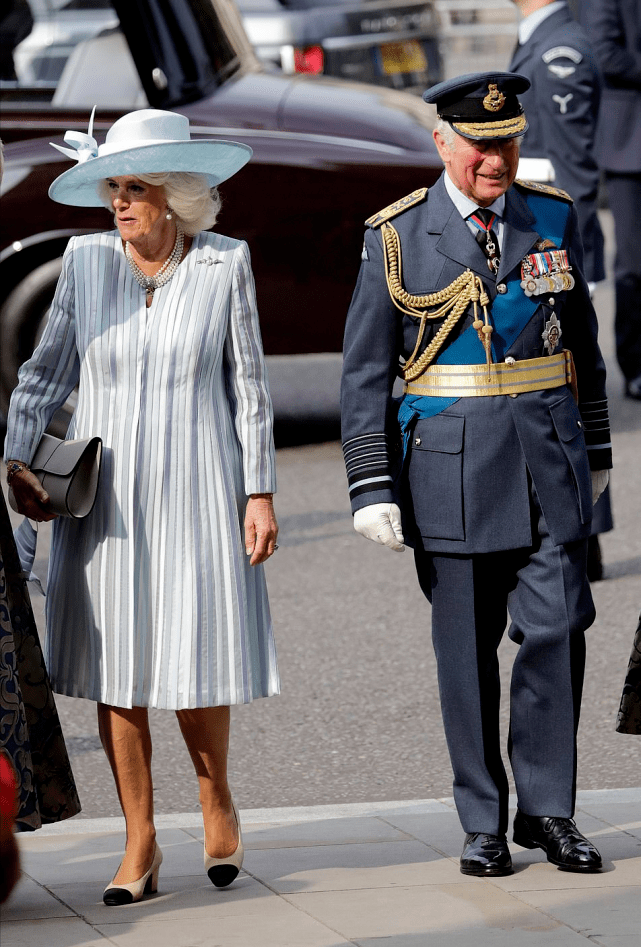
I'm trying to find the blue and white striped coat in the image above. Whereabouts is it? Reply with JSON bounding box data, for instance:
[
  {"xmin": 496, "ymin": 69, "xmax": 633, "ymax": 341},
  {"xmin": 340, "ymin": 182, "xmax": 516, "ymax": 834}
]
[{"xmin": 5, "ymin": 231, "xmax": 280, "ymax": 709}]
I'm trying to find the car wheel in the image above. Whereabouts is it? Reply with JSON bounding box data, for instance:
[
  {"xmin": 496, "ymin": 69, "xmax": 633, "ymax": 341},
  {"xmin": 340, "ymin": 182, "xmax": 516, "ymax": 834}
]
[{"xmin": 0, "ymin": 257, "xmax": 74, "ymax": 436}]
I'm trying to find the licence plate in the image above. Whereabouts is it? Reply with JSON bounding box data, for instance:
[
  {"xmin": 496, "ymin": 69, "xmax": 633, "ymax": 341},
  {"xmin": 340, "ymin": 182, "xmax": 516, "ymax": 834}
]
[{"xmin": 378, "ymin": 40, "xmax": 428, "ymax": 75}]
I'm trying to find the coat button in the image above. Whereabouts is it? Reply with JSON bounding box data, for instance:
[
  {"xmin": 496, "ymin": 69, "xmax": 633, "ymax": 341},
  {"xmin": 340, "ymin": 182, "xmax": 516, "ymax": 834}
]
[
  {"xmin": 577, "ymin": 421, "xmax": 582, "ymax": 428},
  {"xmin": 509, "ymin": 392, "xmax": 518, "ymax": 398},
  {"xmin": 414, "ymin": 436, "xmax": 422, "ymax": 446},
  {"xmin": 505, "ymin": 356, "xmax": 516, "ymax": 366},
  {"xmin": 497, "ymin": 283, "xmax": 507, "ymax": 294},
  {"xmin": 548, "ymin": 296, "xmax": 555, "ymax": 305}
]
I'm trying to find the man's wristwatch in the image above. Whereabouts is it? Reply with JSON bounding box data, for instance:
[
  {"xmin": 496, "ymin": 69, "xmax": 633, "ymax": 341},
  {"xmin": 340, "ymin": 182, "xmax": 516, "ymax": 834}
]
[{"xmin": 6, "ymin": 461, "xmax": 29, "ymax": 485}]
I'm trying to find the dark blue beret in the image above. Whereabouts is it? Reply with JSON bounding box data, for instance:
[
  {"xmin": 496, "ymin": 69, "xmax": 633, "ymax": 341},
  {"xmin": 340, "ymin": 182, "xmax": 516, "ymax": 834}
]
[{"xmin": 423, "ymin": 72, "xmax": 531, "ymax": 140}]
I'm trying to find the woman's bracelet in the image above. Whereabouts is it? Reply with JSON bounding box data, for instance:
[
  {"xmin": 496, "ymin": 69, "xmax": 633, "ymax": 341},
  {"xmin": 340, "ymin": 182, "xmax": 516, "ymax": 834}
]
[{"xmin": 6, "ymin": 461, "xmax": 29, "ymax": 485}]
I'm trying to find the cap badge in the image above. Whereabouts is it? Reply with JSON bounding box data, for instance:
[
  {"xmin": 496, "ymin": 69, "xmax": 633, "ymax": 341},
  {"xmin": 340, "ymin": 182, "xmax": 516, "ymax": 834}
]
[{"xmin": 483, "ymin": 84, "xmax": 506, "ymax": 112}]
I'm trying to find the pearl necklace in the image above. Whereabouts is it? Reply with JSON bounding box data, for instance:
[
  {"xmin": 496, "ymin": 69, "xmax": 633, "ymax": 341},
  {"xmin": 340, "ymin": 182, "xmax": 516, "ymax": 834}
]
[{"xmin": 125, "ymin": 226, "xmax": 185, "ymax": 296}]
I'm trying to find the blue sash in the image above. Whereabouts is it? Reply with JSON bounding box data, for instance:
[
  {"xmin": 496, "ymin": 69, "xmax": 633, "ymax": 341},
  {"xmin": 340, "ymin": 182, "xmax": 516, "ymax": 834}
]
[{"xmin": 398, "ymin": 192, "xmax": 569, "ymax": 454}]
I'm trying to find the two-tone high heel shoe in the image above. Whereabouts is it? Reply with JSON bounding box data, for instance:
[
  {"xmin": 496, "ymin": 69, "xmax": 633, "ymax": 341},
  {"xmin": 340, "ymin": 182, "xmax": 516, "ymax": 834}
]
[
  {"xmin": 103, "ymin": 842, "xmax": 163, "ymax": 906},
  {"xmin": 204, "ymin": 801, "xmax": 244, "ymax": 888}
]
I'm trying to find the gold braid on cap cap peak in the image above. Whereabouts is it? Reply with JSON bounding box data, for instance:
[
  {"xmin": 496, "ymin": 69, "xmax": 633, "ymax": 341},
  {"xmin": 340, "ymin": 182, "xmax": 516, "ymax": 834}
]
[
  {"xmin": 380, "ymin": 221, "xmax": 494, "ymax": 381},
  {"xmin": 452, "ymin": 114, "xmax": 527, "ymax": 138}
]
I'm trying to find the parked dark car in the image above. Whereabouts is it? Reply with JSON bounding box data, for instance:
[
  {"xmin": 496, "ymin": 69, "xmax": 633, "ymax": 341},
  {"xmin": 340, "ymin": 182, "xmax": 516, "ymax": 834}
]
[{"xmin": 0, "ymin": 0, "xmax": 442, "ymax": 425}]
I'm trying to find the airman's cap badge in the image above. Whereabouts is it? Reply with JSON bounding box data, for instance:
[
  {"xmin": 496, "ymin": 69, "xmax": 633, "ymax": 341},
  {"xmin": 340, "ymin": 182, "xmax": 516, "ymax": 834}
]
[{"xmin": 483, "ymin": 83, "xmax": 506, "ymax": 112}]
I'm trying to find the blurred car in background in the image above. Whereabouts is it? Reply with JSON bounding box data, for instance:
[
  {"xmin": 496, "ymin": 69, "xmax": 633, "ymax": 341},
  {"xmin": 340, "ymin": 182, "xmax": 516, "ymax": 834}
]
[
  {"xmin": 11, "ymin": 0, "xmax": 442, "ymax": 94},
  {"xmin": 7, "ymin": 0, "xmax": 517, "ymax": 96},
  {"xmin": 1, "ymin": 0, "xmax": 444, "ymax": 430},
  {"xmin": 240, "ymin": 0, "xmax": 441, "ymax": 92}
]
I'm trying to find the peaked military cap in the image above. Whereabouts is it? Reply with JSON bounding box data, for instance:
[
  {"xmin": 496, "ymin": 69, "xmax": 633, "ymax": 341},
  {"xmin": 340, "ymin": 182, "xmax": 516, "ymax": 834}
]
[{"xmin": 423, "ymin": 72, "xmax": 530, "ymax": 141}]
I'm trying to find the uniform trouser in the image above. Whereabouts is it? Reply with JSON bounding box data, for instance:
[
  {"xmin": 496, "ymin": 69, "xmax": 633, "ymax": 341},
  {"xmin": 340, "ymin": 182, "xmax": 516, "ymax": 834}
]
[
  {"xmin": 414, "ymin": 490, "xmax": 595, "ymax": 837},
  {"xmin": 605, "ymin": 171, "xmax": 641, "ymax": 383}
]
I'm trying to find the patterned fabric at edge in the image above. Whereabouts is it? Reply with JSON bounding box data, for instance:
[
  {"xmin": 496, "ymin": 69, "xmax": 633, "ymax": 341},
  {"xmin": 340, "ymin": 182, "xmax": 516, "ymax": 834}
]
[
  {"xmin": 0, "ymin": 488, "xmax": 81, "ymax": 830},
  {"xmin": 616, "ymin": 612, "xmax": 641, "ymax": 735},
  {"xmin": 5, "ymin": 231, "xmax": 280, "ymax": 710}
]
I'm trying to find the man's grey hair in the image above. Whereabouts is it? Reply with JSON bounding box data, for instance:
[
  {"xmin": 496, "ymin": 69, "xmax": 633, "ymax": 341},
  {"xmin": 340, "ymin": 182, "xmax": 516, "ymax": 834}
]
[
  {"xmin": 435, "ymin": 119, "xmax": 457, "ymax": 147},
  {"xmin": 98, "ymin": 171, "xmax": 222, "ymax": 235}
]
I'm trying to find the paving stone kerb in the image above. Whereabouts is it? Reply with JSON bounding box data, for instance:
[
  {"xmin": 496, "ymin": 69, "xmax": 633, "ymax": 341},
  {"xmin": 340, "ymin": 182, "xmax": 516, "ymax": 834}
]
[{"xmin": 4, "ymin": 791, "xmax": 640, "ymax": 947}]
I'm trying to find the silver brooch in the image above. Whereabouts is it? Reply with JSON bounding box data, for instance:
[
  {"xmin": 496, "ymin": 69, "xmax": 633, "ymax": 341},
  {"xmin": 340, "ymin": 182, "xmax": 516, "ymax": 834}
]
[{"xmin": 542, "ymin": 313, "xmax": 562, "ymax": 355}]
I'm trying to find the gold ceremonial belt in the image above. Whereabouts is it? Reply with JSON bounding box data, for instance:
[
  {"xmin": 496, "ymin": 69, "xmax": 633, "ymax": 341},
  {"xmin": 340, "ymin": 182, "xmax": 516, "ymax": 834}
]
[{"xmin": 403, "ymin": 352, "xmax": 572, "ymax": 398}]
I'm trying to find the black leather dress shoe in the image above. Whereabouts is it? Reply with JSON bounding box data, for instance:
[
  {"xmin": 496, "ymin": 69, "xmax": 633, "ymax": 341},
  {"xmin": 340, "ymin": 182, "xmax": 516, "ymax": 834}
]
[
  {"xmin": 460, "ymin": 833, "xmax": 513, "ymax": 876},
  {"xmin": 513, "ymin": 810, "xmax": 602, "ymax": 872}
]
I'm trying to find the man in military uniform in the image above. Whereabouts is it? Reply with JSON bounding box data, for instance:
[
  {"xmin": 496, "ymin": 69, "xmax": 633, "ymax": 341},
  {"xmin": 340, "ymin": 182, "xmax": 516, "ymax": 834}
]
[
  {"xmin": 510, "ymin": 1, "xmax": 604, "ymax": 284},
  {"xmin": 509, "ymin": 0, "xmax": 613, "ymax": 580},
  {"xmin": 581, "ymin": 0, "xmax": 641, "ymax": 400},
  {"xmin": 341, "ymin": 73, "xmax": 611, "ymax": 876}
]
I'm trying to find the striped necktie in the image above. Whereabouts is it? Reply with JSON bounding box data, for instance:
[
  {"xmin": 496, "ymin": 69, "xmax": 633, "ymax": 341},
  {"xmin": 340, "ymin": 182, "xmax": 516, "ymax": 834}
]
[{"xmin": 470, "ymin": 207, "xmax": 501, "ymax": 275}]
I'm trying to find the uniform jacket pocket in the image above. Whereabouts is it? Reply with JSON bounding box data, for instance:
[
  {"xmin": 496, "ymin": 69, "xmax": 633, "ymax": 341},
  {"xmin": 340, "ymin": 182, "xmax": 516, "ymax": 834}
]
[
  {"xmin": 549, "ymin": 396, "xmax": 592, "ymax": 523},
  {"xmin": 406, "ymin": 414, "xmax": 465, "ymax": 540}
]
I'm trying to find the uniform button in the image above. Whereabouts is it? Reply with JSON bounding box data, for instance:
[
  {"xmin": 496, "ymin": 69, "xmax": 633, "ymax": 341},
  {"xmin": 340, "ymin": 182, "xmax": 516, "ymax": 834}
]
[
  {"xmin": 497, "ymin": 283, "xmax": 507, "ymax": 294},
  {"xmin": 505, "ymin": 356, "xmax": 516, "ymax": 366},
  {"xmin": 414, "ymin": 437, "xmax": 422, "ymax": 446},
  {"xmin": 509, "ymin": 392, "xmax": 518, "ymax": 398},
  {"xmin": 548, "ymin": 296, "xmax": 555, "ymax": 305},
  {"xmin": 577, "ymin": 421, "xmax": 582, "ymax": 428}
]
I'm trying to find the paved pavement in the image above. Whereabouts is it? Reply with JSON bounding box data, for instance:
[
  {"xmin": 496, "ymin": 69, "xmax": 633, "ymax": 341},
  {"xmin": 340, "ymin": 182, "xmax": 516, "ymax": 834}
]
[{"xmin": 3, "ymin": 789, "xmax": 640, "ymax": 946}]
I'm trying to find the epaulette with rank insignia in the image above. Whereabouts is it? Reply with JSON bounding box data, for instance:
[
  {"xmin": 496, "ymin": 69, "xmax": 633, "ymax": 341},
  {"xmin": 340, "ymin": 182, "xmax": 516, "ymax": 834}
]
[
  {"xmin": 365, "ymin": 188, "xmax": 429, "ymax": 228},
  {"xmin": 515, "ymin": 180, "xmax": 573, "ymax": 203}
]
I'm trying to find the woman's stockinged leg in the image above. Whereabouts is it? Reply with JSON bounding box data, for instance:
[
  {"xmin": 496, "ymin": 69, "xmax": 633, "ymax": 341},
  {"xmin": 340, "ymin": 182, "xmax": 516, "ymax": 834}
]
[
  {"xmin": 97, "ymin": 704, "xmax": 157, "ymax": 884},
  {"xmin": 176, "ymin": 706, "xmax": 239, "ymax": 858}
]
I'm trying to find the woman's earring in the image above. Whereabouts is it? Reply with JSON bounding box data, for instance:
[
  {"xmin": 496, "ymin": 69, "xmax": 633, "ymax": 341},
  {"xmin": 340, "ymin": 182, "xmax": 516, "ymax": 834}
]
[{"xmin": 166, "ymin": 208, "xmax": 173, "ymax": 220}]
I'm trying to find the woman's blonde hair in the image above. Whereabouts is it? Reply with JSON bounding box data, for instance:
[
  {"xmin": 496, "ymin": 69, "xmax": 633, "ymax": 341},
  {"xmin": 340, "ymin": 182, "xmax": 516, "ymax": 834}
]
[{"xmin": 98, "ymin": 171, "xmax": 221, "ymax": 235}]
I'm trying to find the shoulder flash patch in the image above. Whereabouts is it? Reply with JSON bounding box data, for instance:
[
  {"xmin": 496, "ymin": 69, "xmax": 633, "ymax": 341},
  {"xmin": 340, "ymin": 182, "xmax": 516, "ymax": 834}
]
[
  {"xmin": 515, "ymin": 179, "xmax": 573, "ymax": 203},
  {"xmin": 365, "ymin": 188, "xmax": 428, "ymax": 228},
  {"xmin": 542, "ymin": 46, "xmax": 583, "ymax": 64}
]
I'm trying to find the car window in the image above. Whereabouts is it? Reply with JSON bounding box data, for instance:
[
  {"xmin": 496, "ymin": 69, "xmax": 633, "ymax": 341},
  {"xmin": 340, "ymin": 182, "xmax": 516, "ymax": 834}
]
[
  {"xmin": 4, "ymin": 0, "xmax": 118, "ymax": 88},
  {"xmin": 1, "ymin": 0, "xmax": 245, "ymax": 108}
]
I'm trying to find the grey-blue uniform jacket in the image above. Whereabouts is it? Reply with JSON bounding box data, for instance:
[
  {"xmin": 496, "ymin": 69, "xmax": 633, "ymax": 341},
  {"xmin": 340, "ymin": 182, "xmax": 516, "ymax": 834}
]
[
  {"xmin": 580, "ymin": 0, "xmax": 641, "ymax": 174},
  {"xmin": 510, "ymin": 3, "xmax": 605, "ymax": 283},
  {"xmin": 340, "ymin": 174, "xmax": 612, "ymax": 555}
]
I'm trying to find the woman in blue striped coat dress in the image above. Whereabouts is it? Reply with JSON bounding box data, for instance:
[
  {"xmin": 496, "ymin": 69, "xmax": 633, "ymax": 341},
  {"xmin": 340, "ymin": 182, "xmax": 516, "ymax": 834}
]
[{"xmin": 4, "ymin": 109, "xmax": 280, "ymax": 903}]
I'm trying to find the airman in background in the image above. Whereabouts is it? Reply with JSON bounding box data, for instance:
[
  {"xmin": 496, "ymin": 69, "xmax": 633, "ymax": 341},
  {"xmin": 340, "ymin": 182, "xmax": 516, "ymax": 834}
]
[{"xmin": 510, "ymin": 0, "xmax": 612, "ymax": 580}]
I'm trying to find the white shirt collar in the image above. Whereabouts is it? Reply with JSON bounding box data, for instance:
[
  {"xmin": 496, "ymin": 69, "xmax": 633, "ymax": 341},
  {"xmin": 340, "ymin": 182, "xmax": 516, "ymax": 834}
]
[
  {"xmin": 518, "ymin": 1, "xmax": 566, "ymax": 45},
  {"xmin": 444, "ymin": 169, "xmax": 505, "ymax": 220}
]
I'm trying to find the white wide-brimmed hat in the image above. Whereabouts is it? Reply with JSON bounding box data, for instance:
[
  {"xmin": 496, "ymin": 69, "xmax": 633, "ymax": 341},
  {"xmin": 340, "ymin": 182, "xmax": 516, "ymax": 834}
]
[{"xmin": 48, "ymin": 108, "xmax": 253, "ymax": 207}]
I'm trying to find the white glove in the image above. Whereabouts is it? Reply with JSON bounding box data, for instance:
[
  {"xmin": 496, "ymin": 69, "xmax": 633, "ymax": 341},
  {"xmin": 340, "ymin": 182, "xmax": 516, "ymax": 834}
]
[
  {"xmin": 353, "ymin": 502, "xmax": 405, "ymax": 552},
  {"xmin": 591, "ymin": 470, "xmax": 609, "ymax": 505}
]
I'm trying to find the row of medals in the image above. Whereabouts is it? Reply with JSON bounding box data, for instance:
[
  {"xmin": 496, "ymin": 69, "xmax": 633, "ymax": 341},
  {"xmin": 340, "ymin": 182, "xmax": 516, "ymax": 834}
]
[{"xmin": 520, "ymin": 250, "xmax": 575, "ymax": 297}]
